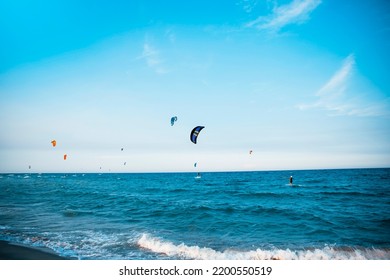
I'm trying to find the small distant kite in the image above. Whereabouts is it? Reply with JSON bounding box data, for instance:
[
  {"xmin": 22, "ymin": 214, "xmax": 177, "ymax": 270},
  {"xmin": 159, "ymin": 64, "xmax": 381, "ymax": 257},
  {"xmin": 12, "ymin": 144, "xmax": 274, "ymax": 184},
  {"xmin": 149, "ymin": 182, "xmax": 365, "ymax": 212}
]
[
  {"xmin": 249, "ymin": 150, "xmax": 253, "ymax": 155},
  {"xmin": 124, "ymin": 162, "xmax": 127, "ymax": 166},
  {"xmin": 121, "ymin": 148, "xmax": 124, "ymax": 151},
  {"xmin": 170, "ymin": 116, "xmax": 178, "ymax": 126},
  {"xmin": 194, "ymin": 162, "xmax": 197, "ymax": 168},
  {"xmin": 190, "ymin": 126, "xmax": 205, "ymax": 144},
  {"xmin": 63, "ymin": 154, "xmax": 67, "ymax": 160},
  {"xmin": 51, "ymin": 140, "xmax": 57, "ymax": 147},
  {"xmin": 29, "ymin": 165, "xmax": 31, "ymax": 169}
]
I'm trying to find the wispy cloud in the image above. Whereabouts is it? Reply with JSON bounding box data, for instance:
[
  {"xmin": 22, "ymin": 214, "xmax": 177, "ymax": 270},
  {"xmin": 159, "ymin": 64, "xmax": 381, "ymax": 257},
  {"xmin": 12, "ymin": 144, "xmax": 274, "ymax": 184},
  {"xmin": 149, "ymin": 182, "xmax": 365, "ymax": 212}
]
[
  {"xmin": 140, "ymin": 43, "xmax": 169, "ymax": 74},
  {"xmin": 246, "ymin": 0, "xmax": 321, "ymax": 32},
  {"xmin": 315, "ymin": 54, "xmax": 355, "ymax": 103},
  {"xmin": 237, "ymin": 0, "xmax": 259, "ymax": 13},
  {"xmin": 298, "ymin": 54, "xmax": 390, "ymax": 117}
]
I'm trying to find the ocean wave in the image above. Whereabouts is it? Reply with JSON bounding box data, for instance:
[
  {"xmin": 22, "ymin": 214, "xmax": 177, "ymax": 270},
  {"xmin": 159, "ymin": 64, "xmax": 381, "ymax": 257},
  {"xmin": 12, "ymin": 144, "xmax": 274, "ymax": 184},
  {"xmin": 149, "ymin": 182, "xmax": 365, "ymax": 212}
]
[
  {"xmin": 0, "ymin": 228, "xmax": 143, "ymax": 260},
  {"xmin": 137, "ymin": 233, "xmax": 390, "ymax": 260}
]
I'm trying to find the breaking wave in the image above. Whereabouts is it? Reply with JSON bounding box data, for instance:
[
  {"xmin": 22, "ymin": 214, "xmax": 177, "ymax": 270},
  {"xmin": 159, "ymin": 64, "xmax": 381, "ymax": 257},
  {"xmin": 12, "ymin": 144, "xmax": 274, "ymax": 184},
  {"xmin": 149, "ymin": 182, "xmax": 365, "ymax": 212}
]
[{"xmin": 137, "ymin": 233, "xmax": 390, "ymax": 260}]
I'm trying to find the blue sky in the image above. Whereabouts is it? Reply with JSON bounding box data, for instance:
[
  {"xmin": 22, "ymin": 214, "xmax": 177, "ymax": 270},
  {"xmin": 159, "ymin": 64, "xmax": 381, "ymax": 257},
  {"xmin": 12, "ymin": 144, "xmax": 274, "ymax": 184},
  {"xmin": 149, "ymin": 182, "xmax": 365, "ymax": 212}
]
[{"xmin": 0, "ymin": 0, "xmax": 389, "ymax": 173}]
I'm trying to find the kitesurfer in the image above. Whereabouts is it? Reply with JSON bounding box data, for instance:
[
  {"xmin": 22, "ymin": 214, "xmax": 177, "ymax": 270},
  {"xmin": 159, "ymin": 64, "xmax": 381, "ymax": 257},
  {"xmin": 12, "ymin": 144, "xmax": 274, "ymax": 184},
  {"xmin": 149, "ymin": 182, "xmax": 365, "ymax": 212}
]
[{"xmin": 289, "ymin": 176, "xmax": 293, "ymax": 185}]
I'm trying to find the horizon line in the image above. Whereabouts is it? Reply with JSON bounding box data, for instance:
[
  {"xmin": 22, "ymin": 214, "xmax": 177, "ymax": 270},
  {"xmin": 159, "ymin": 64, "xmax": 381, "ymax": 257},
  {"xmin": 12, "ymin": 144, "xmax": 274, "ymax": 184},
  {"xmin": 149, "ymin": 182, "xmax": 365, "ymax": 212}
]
[{"xmin": 2, "ymin": 166, "xmax": 389, "ymax": 175}]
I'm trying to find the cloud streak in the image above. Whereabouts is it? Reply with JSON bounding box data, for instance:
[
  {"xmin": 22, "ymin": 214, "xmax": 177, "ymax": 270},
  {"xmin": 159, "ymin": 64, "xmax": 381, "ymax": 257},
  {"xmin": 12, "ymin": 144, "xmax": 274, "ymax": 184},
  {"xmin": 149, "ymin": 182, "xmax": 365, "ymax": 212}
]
[
  {"xmin": 314, "ymin": 54, "xmax": 355, "ymax": 109},
  {"xmin": 298, "ymin": 54, "xmax": 390, "ymax": 117},
  {"xmin": 238, "ymin": 0, "xmax": 259, "ymax": 13},
  {"xmin": 246, "ymin": 0, "xmax": 321, "ymax": 32},
  {"xmin": 141, "ymin": 43, "xmax": 169, "ymax": 74}
]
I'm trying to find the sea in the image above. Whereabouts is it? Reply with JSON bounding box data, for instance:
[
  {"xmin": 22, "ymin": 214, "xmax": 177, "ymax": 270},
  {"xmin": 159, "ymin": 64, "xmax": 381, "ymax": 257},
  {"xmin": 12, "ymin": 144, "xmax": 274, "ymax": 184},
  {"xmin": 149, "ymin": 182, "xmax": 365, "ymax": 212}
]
[{"xmin": 0, "ymin": 168, "xmax": 389, "ymax": 260}]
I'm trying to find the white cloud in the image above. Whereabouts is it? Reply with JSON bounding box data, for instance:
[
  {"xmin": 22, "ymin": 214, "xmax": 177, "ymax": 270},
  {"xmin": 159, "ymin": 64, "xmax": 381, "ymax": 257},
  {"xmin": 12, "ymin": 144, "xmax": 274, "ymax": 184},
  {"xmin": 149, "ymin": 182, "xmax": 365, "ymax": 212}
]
[
  {"xmin": 313, "ymin": 54, "xmax": 355, "ymax": 111},
  {"xmin": 238, "ymin": 0, "xmax": 259, "ymax": 13},
  {"xmin": 298, "ymin": 54, "xmax": 390, "ymax": 117},
  {"xmin": 246, "ymin": 0, "xmax": 321, "ymax": 32},
  {"xmin": 140, "ymin": 43, "xmax": 169, "ymax": 74}
]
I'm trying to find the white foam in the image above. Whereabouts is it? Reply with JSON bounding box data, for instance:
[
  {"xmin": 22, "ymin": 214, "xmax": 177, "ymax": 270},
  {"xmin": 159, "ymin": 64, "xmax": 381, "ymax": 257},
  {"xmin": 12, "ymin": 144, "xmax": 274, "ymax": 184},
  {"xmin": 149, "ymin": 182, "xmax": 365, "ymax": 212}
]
[
  {"xmin": 0, "ymin": 225, "xmax": 11, "ymax": 230},
  {"xmin": 39, "ymin": 230, "xmax": 141, "ymax": 260},
  {"xmin": 137, "ymin": 233, "xmax": 390, "ymax": 260}
]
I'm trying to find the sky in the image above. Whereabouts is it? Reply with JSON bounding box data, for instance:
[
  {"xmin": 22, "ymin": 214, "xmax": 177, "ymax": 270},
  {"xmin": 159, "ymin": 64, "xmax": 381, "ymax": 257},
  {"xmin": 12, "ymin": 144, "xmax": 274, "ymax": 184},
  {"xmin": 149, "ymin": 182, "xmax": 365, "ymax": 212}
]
[{"xmin": 0, "ymin": 0, "xmax": 389, "ymax": 173}]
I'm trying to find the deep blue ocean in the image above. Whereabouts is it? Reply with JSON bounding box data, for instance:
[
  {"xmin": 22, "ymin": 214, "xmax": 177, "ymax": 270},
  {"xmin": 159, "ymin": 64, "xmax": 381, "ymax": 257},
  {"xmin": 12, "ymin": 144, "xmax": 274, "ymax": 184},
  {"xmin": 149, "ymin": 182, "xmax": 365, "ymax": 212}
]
[{"xmin": 1, "ymin": 168, "xmax": 389, "ymax": 260}]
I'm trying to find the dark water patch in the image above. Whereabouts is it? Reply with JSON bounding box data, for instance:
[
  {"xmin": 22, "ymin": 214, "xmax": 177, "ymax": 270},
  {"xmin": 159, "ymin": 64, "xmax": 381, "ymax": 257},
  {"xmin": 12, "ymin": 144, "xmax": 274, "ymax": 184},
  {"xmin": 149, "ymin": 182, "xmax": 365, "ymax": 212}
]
[
  {"xmin": 378, "ymin": 218, "xmax": 390, "ymax": 228},
  {"xmin": 204, "ymin": 183, "xmax": 220, "ymax": 187},
  {"xmin": 236, "ymin": 192, "xmax": 293, "ymax": 199},
  {"xmin": 316, "ymin": 191, "xmax": 376, "ymax": 197},
  {"xmin": 249, "ymin": 205, "xmax": 292, "ymax": 216},
  {"xmin": 62, "ymin": 209, "xmax": 94, "ymax": 218}
]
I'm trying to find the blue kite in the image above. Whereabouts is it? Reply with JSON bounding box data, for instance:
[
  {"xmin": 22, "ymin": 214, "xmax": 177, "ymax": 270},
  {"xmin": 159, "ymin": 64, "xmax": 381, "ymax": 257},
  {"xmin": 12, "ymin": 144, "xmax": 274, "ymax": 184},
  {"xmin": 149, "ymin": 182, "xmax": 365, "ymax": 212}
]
[
  {"xmin": 170, "ymin": 116, "xmax": 178, "ymax": 126},
  {"xmin": 190, "ymin": 126, "xmax": 205, "ymax": 144}
]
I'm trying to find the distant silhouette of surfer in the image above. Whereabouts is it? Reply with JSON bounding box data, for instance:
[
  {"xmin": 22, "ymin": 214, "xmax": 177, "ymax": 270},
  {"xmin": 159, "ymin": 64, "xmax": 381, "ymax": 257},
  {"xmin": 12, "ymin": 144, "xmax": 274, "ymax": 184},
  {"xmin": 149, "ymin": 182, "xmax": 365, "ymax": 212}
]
[{"xmin": 289, "ymin": 176, "xmax": 293, "ymax": 185}]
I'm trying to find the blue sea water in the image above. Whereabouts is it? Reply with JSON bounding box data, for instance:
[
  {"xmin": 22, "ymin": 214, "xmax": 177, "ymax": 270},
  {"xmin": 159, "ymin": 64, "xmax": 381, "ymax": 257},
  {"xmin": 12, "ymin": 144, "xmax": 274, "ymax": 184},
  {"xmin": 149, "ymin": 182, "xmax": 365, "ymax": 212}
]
[{"xmin": 0, "ymin": 168, "xmax": 389, "ymax": 260}]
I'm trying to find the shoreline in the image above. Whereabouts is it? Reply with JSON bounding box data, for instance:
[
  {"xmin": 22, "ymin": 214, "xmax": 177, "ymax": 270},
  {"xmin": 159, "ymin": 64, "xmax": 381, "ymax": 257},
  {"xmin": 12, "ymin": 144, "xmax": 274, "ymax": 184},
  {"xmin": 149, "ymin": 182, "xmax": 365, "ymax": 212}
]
[{"xmin": 0, "ymin": 240, "xmax": 69, "ymax": 260}]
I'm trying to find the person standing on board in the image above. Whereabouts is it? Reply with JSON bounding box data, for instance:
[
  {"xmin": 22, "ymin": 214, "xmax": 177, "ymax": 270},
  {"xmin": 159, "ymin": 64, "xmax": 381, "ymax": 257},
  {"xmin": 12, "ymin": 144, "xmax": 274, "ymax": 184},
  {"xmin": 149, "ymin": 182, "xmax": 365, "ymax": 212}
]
[{"xmin": 289, "ymin": 176, "xmax": 293, "ymax": 185}]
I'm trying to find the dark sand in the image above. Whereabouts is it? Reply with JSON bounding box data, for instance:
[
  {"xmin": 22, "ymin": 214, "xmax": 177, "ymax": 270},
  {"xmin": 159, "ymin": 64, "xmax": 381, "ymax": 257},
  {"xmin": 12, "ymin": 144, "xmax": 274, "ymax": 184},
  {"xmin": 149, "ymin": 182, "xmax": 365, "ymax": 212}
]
[{"xmin": 0, "ymin": 240, "xmax": 68, "ymax": 260}]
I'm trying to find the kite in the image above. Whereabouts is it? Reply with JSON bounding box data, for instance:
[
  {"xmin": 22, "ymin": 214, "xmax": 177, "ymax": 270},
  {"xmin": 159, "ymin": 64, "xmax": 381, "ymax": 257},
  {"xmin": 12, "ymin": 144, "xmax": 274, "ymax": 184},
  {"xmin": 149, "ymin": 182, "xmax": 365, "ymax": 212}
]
[
  {"xmin": 51, "ymin": 140, "xmax": 57, "ymax": 147},
  {"xmin": 190, "ymin": 126, "xmax": 205, "ymax": 144},
  {"xmin": 249, "ymin": 150, "xmax": 253, "ymax": 155},
  {"xmin": 63, "ymin": 154, "xmax": 67, "ymax": 160},
  {"xmin": 194, "ymin": 162, "xmax": 197, "ymax": 168},
  {"xmin": 170, "ymin": 116, "xmax": 178, "ymax": 126}
]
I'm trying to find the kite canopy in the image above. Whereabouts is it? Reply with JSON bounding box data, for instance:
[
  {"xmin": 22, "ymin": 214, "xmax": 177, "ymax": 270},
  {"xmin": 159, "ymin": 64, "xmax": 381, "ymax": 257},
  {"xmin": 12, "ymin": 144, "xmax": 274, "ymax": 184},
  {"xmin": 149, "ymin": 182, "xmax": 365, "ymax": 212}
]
[
  {"xmin": 51, "ymin": 140, "xmax": 57, "ymax": 147},
  {"xmin": 190, "ymin": 126, "xmax": 205, "ymax": 144},
  {"xmin": 170, "ymin": 116, "xmax": 178, "ymax": 126},
  {"xmin": 63, "ymin": 154, "xmax": 67, "ymax": 160}
]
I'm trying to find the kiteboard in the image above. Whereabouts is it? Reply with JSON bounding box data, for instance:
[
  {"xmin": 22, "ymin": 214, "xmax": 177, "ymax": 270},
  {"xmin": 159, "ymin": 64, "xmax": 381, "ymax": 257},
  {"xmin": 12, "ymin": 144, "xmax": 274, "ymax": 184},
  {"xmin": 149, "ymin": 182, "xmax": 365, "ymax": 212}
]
[{"xmin": 195, "ymin": 175, "xmax": 202, "ymax": 179}]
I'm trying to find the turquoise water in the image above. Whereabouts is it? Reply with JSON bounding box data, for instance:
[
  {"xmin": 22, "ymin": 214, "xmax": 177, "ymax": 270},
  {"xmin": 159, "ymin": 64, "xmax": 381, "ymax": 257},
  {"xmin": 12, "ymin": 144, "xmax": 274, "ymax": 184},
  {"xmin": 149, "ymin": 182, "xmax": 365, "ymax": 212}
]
[{"xmin": 0, "ymin": 168, "xmax": 389, "ymax": 259}]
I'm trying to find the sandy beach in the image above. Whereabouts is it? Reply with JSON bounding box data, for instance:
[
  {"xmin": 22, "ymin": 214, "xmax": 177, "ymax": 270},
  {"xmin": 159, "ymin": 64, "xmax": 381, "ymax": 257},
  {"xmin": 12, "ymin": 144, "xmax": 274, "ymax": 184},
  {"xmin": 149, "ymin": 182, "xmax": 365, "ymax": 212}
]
[{"xmin": 0, "ymin": 240, "xmax": 68, "ymax": 260}]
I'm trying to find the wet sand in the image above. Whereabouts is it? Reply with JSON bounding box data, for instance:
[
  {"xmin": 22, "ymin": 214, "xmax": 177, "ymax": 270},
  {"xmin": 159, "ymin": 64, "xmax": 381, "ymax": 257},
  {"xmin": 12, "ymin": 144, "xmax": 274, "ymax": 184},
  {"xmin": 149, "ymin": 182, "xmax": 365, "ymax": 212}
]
[{"xmin": 0, "ymin": 240, "xmax": 68, "ymax": 260}]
